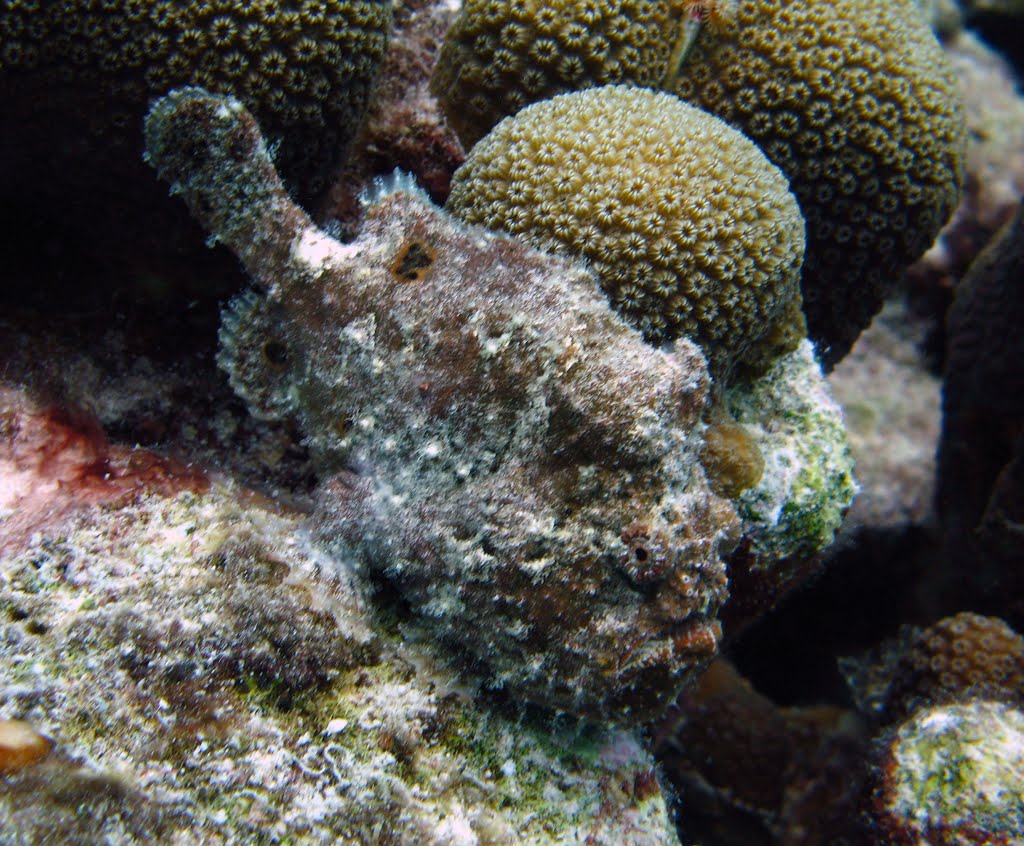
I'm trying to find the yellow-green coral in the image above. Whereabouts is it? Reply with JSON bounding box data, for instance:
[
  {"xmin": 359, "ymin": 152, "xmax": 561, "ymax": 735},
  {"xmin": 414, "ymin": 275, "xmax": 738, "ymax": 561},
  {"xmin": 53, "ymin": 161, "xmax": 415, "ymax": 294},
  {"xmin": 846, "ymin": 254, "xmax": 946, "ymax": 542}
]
[
  {"xmin": 672, "ymin": 0, "xmax": 966, "ymax": 366},
  {"xmin": 430, "ymin": 0, "xmax": 684, "ymax": 149},
  {"xmin": 0, "ymin": 0, "xmax": 392, "ymax": 196},
  {"xmin": 431, "ymin": 0, "xmax": 965, "ymax": 367},
  {"xmin": 445, "ymin": 85, "xmax": 806, "ymax": 374},
  {"xmin": 875, "ymin": 701, "xmax": 1024, "ymax": 843}
]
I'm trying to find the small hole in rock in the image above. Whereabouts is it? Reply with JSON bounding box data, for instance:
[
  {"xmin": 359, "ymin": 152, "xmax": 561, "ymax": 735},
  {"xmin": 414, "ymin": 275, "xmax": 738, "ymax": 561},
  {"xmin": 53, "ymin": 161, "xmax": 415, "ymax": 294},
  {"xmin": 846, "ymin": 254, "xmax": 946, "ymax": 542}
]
[{"xmin": 262, "ymin": 340, "xmax": 288, "ymax": 367}]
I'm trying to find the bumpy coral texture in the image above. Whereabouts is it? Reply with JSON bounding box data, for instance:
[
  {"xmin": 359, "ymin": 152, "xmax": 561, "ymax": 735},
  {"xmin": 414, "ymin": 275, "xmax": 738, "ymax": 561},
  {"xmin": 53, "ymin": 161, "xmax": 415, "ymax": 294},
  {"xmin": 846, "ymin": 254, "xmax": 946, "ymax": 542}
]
[
  {"xmin": 673, "ymin": 0, "xmax": 966, "ymax": 366},
  {"xmin": 145, "ymin": 88, "xmax": 740, "ymax": 723},
  {"xmin": 446, "ymin": 86, "xmax": 806, "ymax": 375},
  {"xmin": 0, "ymin": 0, "xmax": 392, "ymax": 196},
  {"xmin": 430, "ymin": 0, "xmax": 682, "ymax": 149},
  {"xmin": 882, "ymin": 613, "xmax": 1024, "ymax": 720}
]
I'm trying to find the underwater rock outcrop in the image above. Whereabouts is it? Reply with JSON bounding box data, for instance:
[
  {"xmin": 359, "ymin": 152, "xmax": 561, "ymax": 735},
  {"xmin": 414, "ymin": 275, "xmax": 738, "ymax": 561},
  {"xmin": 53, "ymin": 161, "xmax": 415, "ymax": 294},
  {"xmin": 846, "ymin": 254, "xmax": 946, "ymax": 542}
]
[
  {"xmin": 0, "ymin": 392, "xmax": 680, "ymax": 844},
  {"xmin": 653, "ymin": 659, "xmax": 870, "ymax": 845},
  {"xmin": 144, "ymin": 87, "xmax": 854, "ymax": 723},
  {"xmin": 938, "ymin": 205, "xmax": 1024, "ymax": 615},
  {"xmin": 838, "ymin": 612, "xmax": 1024, "ymax": 843},
  {"xmin": 869, "ymin": 699, "xmax": 1024, "ymax": 845}
]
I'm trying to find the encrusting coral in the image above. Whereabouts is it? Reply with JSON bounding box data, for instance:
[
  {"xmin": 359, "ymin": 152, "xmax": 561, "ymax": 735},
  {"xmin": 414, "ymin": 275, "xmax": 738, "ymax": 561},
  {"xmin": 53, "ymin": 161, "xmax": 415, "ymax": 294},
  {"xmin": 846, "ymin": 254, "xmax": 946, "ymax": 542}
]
[
  {"xmin": 446, "ymin": 85, "xmax": 806, "ymax": 376},
  {"xmin": 869, "ymin": 700, "xmax": 1024, "ymax": 845},
  {"xmin": 699, "ymin": 419, "xmax": 765, "ymax": 500},
  {"xmin": 673, "ymin": 0, "xmax": 966, "ymax": 366},
  {"xmin": 144, "ymin": 87, "xmax": 740, "ymax": 723},
  {"xmin": 430, "ymin": 0, "xmax": 683, "ymax": 149}
]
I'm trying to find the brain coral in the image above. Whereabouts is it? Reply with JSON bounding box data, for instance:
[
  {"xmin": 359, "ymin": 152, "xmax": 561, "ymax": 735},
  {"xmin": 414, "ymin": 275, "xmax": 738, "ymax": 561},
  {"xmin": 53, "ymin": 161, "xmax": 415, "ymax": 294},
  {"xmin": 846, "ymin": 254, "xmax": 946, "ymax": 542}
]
[
  {"xmin": 445, "ymin": 85, "xmax": 806, "ymax": 375},
  {"xmin": 430, "ymin": 0, "xmax": 683, "ymax": 149},
  {"xmin": 672, "ymin": 0, "xmax": 966, "ymax": 366},
  {"xmin": 0, "ymin": 0, "xmax": 392, "ymax": 197}
]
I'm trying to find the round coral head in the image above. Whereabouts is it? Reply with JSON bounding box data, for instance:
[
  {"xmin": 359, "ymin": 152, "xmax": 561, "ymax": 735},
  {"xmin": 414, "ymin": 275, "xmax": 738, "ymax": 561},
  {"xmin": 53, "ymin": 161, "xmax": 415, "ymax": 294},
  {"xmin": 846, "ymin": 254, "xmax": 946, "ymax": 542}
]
[{"xmin": 446, "ymin": 85, "xmax": 806, "ymax": 376}]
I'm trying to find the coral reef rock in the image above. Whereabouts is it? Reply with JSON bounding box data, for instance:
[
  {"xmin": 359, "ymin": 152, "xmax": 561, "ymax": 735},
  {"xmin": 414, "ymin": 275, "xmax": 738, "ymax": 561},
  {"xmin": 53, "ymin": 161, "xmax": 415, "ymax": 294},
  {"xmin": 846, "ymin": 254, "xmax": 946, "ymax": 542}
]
[
  {"xmin": 827, "ymin": 301, "xmax": 941, "ymax": 535},
  {"xmin": 653, "ymin": 659, "xmax": 871, "ymax": 846},
  {"xmin": 909, "ymin": 30, "xmax": 1024, "ymax": 301},
  {"xmin": 869, "ymin": 700, "xmax": 1024, "ymax": 845},
  {"xmin": 0, "ymin": 407, "xmax": 681, "ymax": 844},
  {"xmin": 939, "ymin": 205, "xmax": 1024, "ymax": 614},
  {"xmin": 717, "ymin": 341, "xmax": 858, "ymax": 633}
]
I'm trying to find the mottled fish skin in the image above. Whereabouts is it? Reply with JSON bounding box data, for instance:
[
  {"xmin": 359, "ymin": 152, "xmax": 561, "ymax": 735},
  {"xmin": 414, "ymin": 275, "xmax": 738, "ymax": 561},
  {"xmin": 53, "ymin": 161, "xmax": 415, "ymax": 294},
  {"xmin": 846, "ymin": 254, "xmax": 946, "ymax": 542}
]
[{"xmin": 145, "ymin": 87, "xmax": 739, "ymax": 723}]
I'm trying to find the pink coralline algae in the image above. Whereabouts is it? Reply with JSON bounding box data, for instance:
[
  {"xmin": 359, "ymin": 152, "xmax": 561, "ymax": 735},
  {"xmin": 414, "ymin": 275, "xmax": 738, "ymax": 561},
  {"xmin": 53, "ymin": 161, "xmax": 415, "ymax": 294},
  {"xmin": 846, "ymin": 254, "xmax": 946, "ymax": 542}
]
[
  {"xmin": 144, "ymin": 88, "xmax": 740, "ymax": 723},
  {"xmin": 0, "ymin": 387, "xmax": 208, "ymax": 557}
]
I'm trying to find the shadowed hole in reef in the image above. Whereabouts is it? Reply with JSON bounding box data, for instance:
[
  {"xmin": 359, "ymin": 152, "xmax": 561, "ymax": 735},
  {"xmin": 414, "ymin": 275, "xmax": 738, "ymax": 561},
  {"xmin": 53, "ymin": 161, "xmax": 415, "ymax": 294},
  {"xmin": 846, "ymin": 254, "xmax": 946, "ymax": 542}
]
[
  {"xmin": 727, "ymin": 525, "xmax": 940, "ymax": 707},
  {"xmin": 969, "ymin": 12, "xmax": 1024, "ymax": 74}
]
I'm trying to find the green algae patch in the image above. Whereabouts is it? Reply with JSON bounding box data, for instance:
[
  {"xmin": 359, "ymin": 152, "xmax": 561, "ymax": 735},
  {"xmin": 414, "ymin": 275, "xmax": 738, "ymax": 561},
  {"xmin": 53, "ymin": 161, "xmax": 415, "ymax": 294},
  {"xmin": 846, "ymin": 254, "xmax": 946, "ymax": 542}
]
[
  {"xmin": 877, "ymin": 701, "xmax": 1024, "ymax": 840},
  {"xmin": 726, "ymin": 340, "xmax": 858, "ymax": 561}
]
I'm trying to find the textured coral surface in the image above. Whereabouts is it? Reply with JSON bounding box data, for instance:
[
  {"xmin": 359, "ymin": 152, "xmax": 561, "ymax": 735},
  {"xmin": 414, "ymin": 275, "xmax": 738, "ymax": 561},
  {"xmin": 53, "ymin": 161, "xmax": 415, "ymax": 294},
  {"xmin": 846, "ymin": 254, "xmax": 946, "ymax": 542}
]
[
  {"xmin": 881, "ymin": 613, "xmax": 1024, "ymax": 719},
  {"xmin": 447, "ymin": 85, "xmax": 805, "ymax": 374},
  {"xmin": 674, "ymin": 0, "xmax": 966, "ymax": 366},
  {"xmin": 0, "ymin": 0, "xmax": 392, "ymax": 197},
  {"xmin": 871, "ymin": 700, "xmax": 1024, "ymax": 845},
  {"xmin": 0, "ymin": 0, "xmax": 393, "ymax": 303},
  {"xmin": 0, "ymin": 410, "xmax": 680, "ymax": 844},
  {"xmin": 431, "ymin": 0, "xmax": 682, "ymax": 149}
]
